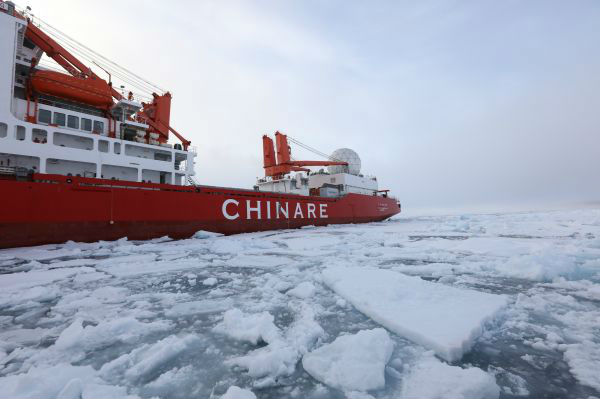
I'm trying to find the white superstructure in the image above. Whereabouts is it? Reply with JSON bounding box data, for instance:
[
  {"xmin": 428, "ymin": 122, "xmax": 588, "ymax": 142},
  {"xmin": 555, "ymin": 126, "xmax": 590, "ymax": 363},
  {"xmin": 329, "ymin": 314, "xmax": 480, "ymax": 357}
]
[
  {"xmin": 0, "ymin": 6, "xmax": 196, "ymax": 185},
  {"xmin": 256, "ymin": 146, "xmax": 379, "ymax": 197}
]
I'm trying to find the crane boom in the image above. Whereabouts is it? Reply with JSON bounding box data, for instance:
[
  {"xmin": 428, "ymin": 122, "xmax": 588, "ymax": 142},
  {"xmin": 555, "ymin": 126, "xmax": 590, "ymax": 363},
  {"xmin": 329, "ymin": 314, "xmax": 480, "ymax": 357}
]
[{"xmin": 263, "ymin": 132, "xmax": 347, "ymax": 178}]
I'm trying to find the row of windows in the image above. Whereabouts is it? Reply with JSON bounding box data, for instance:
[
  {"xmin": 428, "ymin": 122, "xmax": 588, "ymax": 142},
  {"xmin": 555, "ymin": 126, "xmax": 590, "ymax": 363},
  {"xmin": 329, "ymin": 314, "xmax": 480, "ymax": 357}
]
[{"xmin": 38, "ymin": 109, "xmax": 104, "ymax": 134}]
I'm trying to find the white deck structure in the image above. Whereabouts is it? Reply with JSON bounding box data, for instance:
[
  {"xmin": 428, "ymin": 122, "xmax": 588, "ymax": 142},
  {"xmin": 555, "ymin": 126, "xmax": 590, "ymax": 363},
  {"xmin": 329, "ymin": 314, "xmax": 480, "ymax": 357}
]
[{"xmin": 0, "ymin": 7, "xmax": 196, "ymax": 185}]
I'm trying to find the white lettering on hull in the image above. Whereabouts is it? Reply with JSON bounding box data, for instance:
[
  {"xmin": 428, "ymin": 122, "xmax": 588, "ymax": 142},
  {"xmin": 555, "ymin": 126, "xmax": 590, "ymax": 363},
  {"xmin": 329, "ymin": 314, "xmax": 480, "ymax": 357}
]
[
  {"xmin": 294, "ymin": 203, "xmax": 304, "ymax": 219},
  {"xmin": 246, "ymin": 200, "xmax": 261, "ymax": 219},
  {"xmin": 276, "ymin": 202, "xmax": 288, "ymax": 219},
  {"xmin": 221, "ymin": 199, "xmax": 328, "ymax": 221},
  {"xmin": 319, "ymin": 203, "xmax": 328, "ymax": 218},
  {"xmin": 222, "ymin": 199, "xmax": 240, "ymax": 220}
]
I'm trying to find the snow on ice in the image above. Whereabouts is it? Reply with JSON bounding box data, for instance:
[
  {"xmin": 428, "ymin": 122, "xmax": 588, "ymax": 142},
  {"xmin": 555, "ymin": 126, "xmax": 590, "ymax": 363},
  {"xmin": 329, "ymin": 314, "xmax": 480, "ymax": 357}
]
[
  {"xmin": 1, "ymin": 208, "xmax": 600, "ymax": 398},
  {"xmin": 322, "ymin": 265, "xmax": 508, "ymax": 361},
  {"xmin": 399, "ymin": 351, "xmax": 500, "ymax": 398},
  {"xmin": 302, "ymin": 328, "xmax": 394, "ymax": 393},
  {"xmin": 221, "ymin": 386, "xmax": 257, "ymax": 399}
]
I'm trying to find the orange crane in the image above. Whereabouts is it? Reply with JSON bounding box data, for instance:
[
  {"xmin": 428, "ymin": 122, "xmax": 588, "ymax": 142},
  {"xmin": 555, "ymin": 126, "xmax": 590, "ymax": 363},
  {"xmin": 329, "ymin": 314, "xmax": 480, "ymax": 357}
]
[
  {"xmin": 263, "ymin": 131, "xmax": 347, "ymax": 179},
  {"xmin": 15, "ymin": 8, "xmax": 191, "ymax": 149}
]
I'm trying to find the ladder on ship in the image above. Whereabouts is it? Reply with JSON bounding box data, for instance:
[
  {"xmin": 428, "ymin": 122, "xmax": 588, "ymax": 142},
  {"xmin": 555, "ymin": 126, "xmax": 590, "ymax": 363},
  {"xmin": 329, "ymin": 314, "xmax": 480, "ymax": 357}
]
[{"xmin": 186, "ymin": 175, "xmax": 200, "ymax": 187}]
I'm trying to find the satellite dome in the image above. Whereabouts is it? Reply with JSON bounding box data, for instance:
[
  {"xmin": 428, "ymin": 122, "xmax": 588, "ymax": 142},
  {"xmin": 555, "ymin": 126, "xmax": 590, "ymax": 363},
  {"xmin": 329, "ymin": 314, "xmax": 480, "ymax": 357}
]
[{"xmin": 327, "ymin": 148, "xmax": 361, "ymax": 175}]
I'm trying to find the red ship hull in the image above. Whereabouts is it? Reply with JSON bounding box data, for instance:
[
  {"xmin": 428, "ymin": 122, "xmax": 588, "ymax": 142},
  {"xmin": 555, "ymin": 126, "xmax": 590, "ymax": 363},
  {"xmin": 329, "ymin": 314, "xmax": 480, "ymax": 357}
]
[{"xmin": 0, "ymin": 174, "xmax": 401, "ymax": 249}]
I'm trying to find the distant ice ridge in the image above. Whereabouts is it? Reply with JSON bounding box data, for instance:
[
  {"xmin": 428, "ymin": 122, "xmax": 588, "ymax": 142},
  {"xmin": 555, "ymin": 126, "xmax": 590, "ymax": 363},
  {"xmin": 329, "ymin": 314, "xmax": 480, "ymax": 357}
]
[{"xmin": 322, "ymin": 265, "xmax": 508, "ymax": 362}]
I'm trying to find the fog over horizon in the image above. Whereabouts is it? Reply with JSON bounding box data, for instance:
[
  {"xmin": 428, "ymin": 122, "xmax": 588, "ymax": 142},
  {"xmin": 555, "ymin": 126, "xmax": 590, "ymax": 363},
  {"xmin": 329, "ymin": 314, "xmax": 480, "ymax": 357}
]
[{"xmin": 25, "ymin": 0, "xmax": 600, "ymax": 214}]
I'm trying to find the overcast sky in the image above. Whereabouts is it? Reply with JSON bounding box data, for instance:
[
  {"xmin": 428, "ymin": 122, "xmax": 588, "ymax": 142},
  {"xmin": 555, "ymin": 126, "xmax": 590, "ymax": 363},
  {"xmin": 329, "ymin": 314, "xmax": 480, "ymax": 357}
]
[{"xmin": 25, "ymin": 0, "xmax": 600, "ymax": 212}]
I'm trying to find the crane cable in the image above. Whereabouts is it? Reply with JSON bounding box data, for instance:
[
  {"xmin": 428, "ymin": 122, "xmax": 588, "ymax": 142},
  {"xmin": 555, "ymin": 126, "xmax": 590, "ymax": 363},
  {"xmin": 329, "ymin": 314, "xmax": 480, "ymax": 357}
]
[
  {"xmin": 34, "ymin": 18, "xmax": 165, "ymax": 94},
  {"xmin": 287, "ymin": 135, "xmax": 344, "ymax": 163},
  {"xmin": 36, "ymin": 22, "xmax": 158, "ymax": 97},
  {"xmin": 15, "ymin": 2, "xmax": 165, "ymax": 98}
]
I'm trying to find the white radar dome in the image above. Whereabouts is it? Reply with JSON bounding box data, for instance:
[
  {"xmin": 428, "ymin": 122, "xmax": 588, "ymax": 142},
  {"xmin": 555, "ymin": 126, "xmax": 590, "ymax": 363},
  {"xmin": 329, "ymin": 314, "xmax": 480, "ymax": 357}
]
[{"xmin": 327, "ymin": 148, "xmax": 361, "ymax": 175}]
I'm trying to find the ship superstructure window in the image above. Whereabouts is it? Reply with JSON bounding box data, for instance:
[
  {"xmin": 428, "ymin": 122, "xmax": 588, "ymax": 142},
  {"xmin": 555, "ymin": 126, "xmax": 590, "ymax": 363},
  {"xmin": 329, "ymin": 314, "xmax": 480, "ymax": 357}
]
[
  {"xmin": 0, "ymin": 122, "xmax": 7, "ymax": 138},
  {"xmin": 38, "ymin": 109, "xmax": 51, "ymax": 124},
  {"xmin": 15, "ymin": 125, "xmax": 25, "ymax": 140},
  {"xmin": 99, "ymin": 140, "xmax": 109, "ymax": 153},
  {"xmin": 32, "ymin": 129, "xmax": 47, "ymax": 143},
  {"xmin": 67, "ymin": 115, "xmax": 79, "ymax": 129},
  {"xmin": 53, "ymin": 112, "xmax": 66, "ymax": 127},
  {"xmin": 53, "ymin": 132, "xmax": 93, "ymax": 151},
  {"xmin": 81, "ymin": 118, "xmax": 92, "ymax": 132},
  {"xmin": 93, "ymin": 121, "xmax": 104, "ymax": 134}
]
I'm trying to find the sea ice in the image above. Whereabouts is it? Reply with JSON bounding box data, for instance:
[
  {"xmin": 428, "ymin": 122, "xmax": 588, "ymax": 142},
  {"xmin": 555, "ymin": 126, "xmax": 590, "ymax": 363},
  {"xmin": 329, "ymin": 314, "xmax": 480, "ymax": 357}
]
[
  {"xmin": 0, "ymin": 267, "xmax": 95, "ymax": 291},
  {"xmin": 192, "ymin": 230, "xmax": 224, "ymax": 239},
  {"xmin": 0, "ymin": 363, "xmax": 131, "ymax": 399},
  {"xmin": 165, "ymin": 298, "xmax": 233, "ymax": 318},
  {"xmin": 322, "ymin": 266, "xmax": 508, "ymax": 361},
  {"xmin": 1, "ymin": 208, "xmax": 600, "ymax": 397},
  {"xmin": 214, "ymin": 308, "xmax": 280, "ymax": 345},
  {"xmin": 100, "ymin": 334, "xmax": 201, "ymax": 384},
  {"xmin": 399, "ymin": 351, "xmax": 500, "ymax": 398},
  {"xmin": 203, "ymin": 277, "xmax": 218, "ymax": 286},
  {"xmin": 302, "ymin": 328, "xmax": 394, "ymax": 392},
  {"xmin": 221, "ymin": 386, "xmax": 257, "ymax": 399},
  {"xmin": 226, "ymin": 305, "xmax": 324, "ymax": 385},
  {"xmin": 287, "ymin": 281, "xmax": 316, "ymax": 299}
]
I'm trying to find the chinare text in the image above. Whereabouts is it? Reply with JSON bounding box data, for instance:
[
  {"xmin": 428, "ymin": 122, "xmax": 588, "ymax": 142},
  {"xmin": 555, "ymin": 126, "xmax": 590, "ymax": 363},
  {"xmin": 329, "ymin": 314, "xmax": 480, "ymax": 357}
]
[{"xmin": 222, "ymin": 199, "xmax": 328, "ymax": 220}]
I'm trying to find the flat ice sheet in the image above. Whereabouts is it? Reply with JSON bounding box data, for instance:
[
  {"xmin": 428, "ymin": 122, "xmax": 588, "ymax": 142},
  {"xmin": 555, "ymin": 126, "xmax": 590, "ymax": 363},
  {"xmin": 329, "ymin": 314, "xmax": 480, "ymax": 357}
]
[{"xmin": 322, "ymin": 266, "xmax": 508, "ymax": 361}]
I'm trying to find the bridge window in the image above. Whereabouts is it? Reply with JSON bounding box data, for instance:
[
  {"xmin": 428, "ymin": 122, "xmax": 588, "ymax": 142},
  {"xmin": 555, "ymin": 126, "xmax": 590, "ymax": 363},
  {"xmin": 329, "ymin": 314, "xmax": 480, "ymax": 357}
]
[
  {"xmin": 93, "ymin": 120, "xmax": 104, "ymax": 134},
  {"xmin": 38, "ymin": 109, "xmax": 51, "ymax": 124},
  {"xmin": 53, "ymin": 112, "xmax": 66, "ymax": 127},
  {"xmin": 67, "ymin": 115, "xmax": 79, "ymax": 129},
  {"xmin": 81, "ymin": 118, "xmax": 92, "ymax": 132}
]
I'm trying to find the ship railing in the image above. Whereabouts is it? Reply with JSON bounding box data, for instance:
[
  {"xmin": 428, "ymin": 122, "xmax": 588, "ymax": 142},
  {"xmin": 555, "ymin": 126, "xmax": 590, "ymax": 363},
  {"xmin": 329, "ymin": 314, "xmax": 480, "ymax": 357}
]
[
  {"xmin": 0, "ymin": 166, "xmax": 16, "ymax": 175},
  {"xmin": 38, "ymin": 95, "xmax": 105, "ymax": 118},
  {"xmin": 28, "ymin": 173, "xmax": 346, "ymax": 202},
  {"xmin": 0, "ymin": 166, "xmax": 30, "ymax": 177},
  {"xmin": 32, "ymin": 173, "xmax": 199, "ymax": 193}
]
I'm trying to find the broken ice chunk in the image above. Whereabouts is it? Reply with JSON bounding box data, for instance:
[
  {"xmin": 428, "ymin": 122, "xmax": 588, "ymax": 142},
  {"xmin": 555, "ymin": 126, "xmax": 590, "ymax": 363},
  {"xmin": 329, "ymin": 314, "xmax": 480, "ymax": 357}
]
[{"xmin": 302, "ymin": 328, "xmax": 394, "ymax": 392}]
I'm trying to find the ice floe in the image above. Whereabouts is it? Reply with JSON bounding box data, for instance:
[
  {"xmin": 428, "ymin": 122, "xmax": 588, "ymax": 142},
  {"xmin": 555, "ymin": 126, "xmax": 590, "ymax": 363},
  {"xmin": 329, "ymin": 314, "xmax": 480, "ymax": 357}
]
[
  {"xmin": 302, "ymin": 328, "xmax": 394, "ymax": 392},
  {"xmin": 322, "ymin": 265, "xmax": 508, "ymax": 361},
  {"xmin": 399, "ymin": 351, "xmax": 500, "ymax": 398},
  {"xmin": 221, "ymin": 386, "xmax": 257, "ymax": 399}
]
